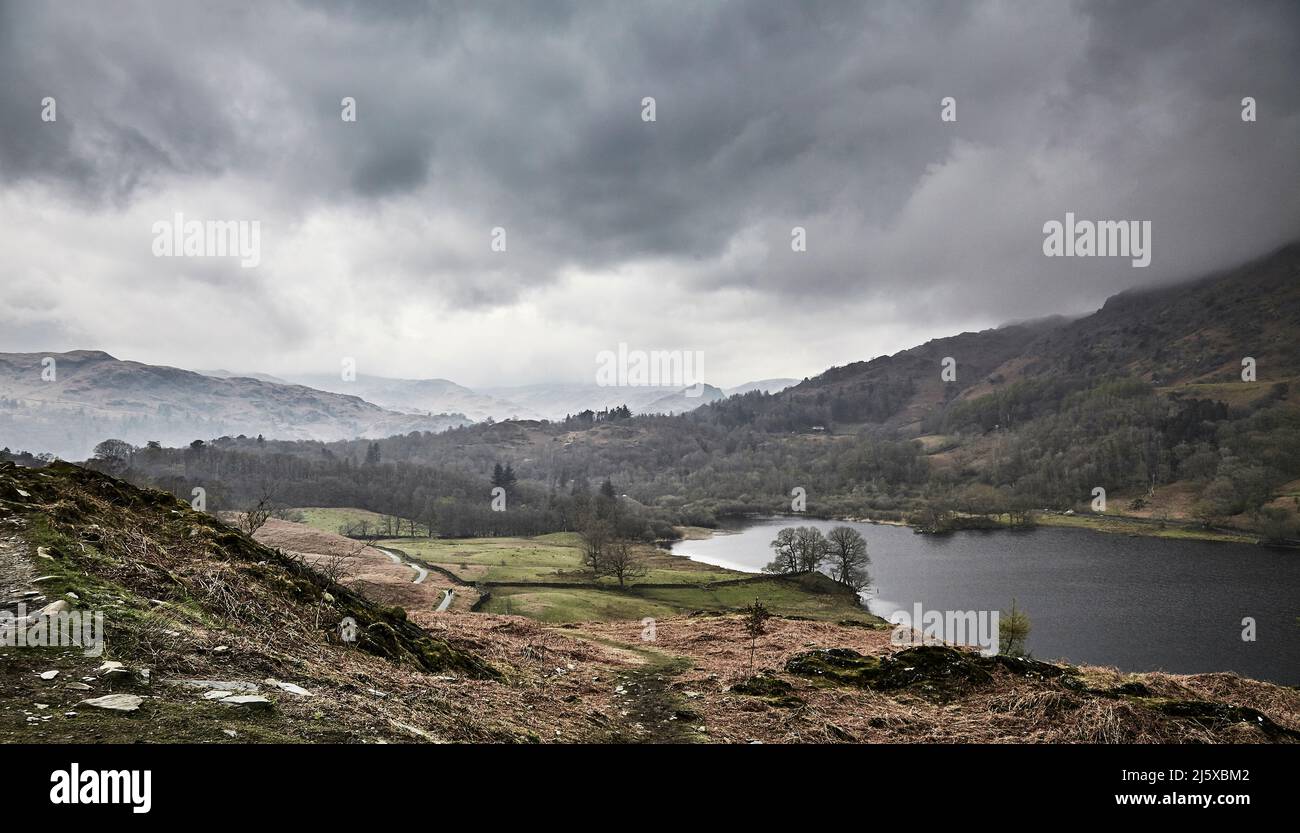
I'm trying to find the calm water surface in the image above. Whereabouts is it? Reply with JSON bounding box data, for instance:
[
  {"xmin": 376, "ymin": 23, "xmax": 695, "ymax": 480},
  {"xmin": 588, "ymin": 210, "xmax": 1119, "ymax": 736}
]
[{"xmin": 669, "ymin": 517, "xmax": 1299, "ymax": 684}]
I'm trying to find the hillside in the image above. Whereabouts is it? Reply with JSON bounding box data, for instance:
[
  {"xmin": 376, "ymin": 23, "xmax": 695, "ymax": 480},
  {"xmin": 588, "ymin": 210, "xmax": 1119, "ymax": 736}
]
[
  {"xmin": 0, "ymin": 351, "xmax": 471, "ymax": 460},
  {"xmin": 290, "ymin": 373, "xmax": 532, "ymax": 422},
  {"xmin": 38, "ymin": 243, "xmax": 1300, "ymax": 542},
  {"xmin": 2, "ymin": 463, "xmax": 1297, "ymax": 744},
  {"xmin": 264, "ymin": 243, "xmax": 1300, "ymax": 537}
]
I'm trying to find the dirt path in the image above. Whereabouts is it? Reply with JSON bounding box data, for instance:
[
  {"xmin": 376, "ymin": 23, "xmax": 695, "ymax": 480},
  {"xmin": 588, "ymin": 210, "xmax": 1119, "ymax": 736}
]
[{"xmin": 566, "ymin": 632, "xmax": 704, "ymax": 744}]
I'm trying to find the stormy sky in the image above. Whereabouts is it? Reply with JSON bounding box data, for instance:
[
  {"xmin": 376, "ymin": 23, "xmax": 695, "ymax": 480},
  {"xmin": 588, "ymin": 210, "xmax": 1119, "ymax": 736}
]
[{"xmin": 1, "ymin": 0, "xmax": 1297, "ymax": 388}]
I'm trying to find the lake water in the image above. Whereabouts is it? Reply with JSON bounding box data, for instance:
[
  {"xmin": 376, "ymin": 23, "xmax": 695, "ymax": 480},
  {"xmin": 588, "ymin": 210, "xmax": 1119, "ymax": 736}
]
[{"xmin": 669, "ymin": 516, "xmax": 1300, "ymax": 684}]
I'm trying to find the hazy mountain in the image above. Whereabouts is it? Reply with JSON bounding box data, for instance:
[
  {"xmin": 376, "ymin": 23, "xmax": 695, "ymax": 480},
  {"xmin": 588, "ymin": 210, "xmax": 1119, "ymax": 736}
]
[
  {"xmin": 723, "ymin": 379, "xmax": 799, "ymax": 397},
  {"xmin": 639, "ymin": 383, "xmax": 726, "ymax": 414},
  {"xmin": 0, "ymin": 351, "xmax": 470, "ymax": 459},
  {"xmin": 283, "ymin": 376, "xmax": 778, "ymax": 423},
  {"xmin": 289, "ymin": 373, "xmax": 534, "ymax": 422},
  {"xmin": 199, "ymin": 368, "xmax": 290, "ymax": 384},
  {"xmin": 479, "ymin": 382, "xmax": 729, "ymax": 419}
]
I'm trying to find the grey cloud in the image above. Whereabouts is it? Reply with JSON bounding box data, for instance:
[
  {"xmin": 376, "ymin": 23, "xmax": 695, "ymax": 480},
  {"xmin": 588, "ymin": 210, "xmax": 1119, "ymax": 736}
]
[{"xmin": 0, "ymin": 0, "xmax": 1297, "ymax": 336}]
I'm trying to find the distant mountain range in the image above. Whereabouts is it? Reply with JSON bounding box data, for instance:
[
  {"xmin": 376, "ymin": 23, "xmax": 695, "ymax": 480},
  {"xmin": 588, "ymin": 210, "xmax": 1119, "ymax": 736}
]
[
  {"xmin": 288, "ymin": 375, "xmax": 794, "ymax": 422},
  {"xmin": 0, "ymin": 351, "xmax": 470, "ymax": 460},
  {"xmin": 0, "ymin": 349, "xmax": 796, "ymax": 459}
]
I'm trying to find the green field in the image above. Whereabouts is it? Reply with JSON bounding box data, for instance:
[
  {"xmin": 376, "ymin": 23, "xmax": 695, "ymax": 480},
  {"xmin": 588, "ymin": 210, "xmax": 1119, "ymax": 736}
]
[
  {"xmin": 486, "ymin": 587, "xmax": 683, "ymax": 622},
  {"xmin": 481, "ymin": 572, "xmax": 882, "ymax": 625},
  {"xmin": 1034, "ymin": 511, "xmax": 1259, "ymax": 544},
  {"xmin": 295, "ymin": 507, "xmax": 402, "ymax": 535},
  {"xmin": 379, "ymin": 531, "xmax": 881, "ymax": 625},
  {"xmin": 382, "ymin": 535, "xmax": 738, "ymax": 585},
  {"xmin": 282, "ymin": 512, "xmax": 885, "ymax": 626}
]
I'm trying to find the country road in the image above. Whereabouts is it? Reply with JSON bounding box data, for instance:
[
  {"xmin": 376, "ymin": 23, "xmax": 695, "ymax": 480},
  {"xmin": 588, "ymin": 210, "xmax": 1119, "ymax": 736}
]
[{"xmin": 374, "ymin": 545, "xmax": 428, "ymax": 584}]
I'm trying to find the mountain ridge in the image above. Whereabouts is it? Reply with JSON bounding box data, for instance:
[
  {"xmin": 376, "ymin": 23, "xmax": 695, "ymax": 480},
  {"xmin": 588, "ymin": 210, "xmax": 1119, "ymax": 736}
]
[{"xmin": 0, "ymin": 351, "xmax": 470, "ymax": 459}]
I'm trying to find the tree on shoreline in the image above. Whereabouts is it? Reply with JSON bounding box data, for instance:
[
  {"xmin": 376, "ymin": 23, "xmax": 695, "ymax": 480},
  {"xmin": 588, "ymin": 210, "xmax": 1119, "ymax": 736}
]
[
  {"xmin": 764, "ymin": 526, "xmax": 829, "ymax": 574},
  {"xmin": 826, "ymin": 525, "xmax": 870, "ymax": 593}
]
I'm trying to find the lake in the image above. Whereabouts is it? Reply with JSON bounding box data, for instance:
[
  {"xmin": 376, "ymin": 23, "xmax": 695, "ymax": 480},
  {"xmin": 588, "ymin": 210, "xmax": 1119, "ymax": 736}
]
[{"xmin": 669, "ymin": 516, "xmax": 1300, "ymax": 684}]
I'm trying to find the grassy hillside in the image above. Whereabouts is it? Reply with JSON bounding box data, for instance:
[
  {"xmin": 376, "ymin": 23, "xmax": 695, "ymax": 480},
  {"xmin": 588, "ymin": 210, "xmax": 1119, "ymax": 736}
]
[
  {"xmin": 3, "ymin": 463, "xmax": 1298, "ymax": 745},
  {"xmin": 385, "ymin": 532, "xmax": 878, "ymax": 624}
]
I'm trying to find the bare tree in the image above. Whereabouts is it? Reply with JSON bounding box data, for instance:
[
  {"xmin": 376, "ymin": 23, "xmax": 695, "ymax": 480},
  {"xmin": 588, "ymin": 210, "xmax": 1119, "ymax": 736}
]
[
  {"xmin": 826, "ymin": 526, "xmax": 871, "ymax": 593},
  {"xmin": 603, "ymin": 539, "xmax": 647, "ymax": 588},
  {"xmin": 793, "ymin": 526, "xmax": 829, "ymax": 571},
  {"xmin": 766, "ymin": 526, "xmax": 828, "ymax": 573},
  {"xmin": 236, "ymin": 488, "xmax": 276, "ymax": 536},
  {"xmin": 764, "ymin": 527, "xmax": 798, "ymax": 573},
  {"xmin": 578, "ymin": 519, "xmax": 612, "ymax": 576}
]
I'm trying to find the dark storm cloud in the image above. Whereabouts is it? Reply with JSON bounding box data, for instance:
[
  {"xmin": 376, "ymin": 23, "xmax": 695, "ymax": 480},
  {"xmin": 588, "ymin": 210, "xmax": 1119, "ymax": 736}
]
[{"xmin": 1, "ymin": 0, "xmax": 1297, "ymax": 323}]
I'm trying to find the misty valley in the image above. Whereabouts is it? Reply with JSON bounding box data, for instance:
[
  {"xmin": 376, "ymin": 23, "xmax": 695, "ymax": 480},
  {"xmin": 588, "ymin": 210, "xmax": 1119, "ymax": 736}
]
[{"xmin": 3, "ymin": 3, "xmax": 1299, "ymax": 803}]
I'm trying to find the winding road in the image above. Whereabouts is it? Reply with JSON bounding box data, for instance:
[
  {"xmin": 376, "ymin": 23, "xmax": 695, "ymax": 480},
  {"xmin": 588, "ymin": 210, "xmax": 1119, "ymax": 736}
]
[{"xmin": 373, "ymin": 545, "xmax": 428, "ymax": 584}]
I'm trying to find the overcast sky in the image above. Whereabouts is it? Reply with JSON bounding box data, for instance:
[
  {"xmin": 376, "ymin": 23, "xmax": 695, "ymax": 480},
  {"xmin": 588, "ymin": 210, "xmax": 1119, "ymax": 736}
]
[{"xmin": 1, "ymin": 0, "xmax": 1297, "ymax": 388}]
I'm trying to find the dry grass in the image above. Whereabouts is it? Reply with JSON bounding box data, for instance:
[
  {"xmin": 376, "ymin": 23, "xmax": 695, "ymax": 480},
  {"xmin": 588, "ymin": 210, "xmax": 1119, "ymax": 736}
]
[{"xmin": 5, "ymin": 463, "xmax": 1297, "ymax": 745}]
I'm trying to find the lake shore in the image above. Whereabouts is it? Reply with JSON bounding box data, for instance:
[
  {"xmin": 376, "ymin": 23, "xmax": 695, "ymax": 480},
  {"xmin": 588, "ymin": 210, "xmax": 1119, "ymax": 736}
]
[{"xmin": 680, "ymin": 510, "xmax": 1275, "ymax": 548}]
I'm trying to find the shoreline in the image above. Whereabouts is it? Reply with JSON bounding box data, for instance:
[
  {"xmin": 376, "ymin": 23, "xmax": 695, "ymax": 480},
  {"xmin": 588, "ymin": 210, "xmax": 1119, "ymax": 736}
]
[{"xmin": 678, "ymin": 510, "xmax": 1282, "ymax": 548}]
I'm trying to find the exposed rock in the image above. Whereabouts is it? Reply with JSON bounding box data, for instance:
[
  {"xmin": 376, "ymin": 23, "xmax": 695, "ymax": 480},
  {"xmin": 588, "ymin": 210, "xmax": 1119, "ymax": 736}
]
[
  {"xmin": 785, "ymin": 647, "xmax": 881, "ymax": 685},
  {"xmin": 785, "ymin": 645, "xmax": 1071, "ymax": 703},
  {"xmin": 171, "ymin": 679, "xmax": 259, "ymax": 693},
  {"xmin": 38, "ymin": 599, "xmax": 70, "ymax": 617},
  {"xmin": 389, "ymin": 719, "xmax": 436, "ymax": 741},
  {"xmin": 39, "ymin": 670, "xmax": 59, "ymax": 680},
  {"xmin": 80, "ymin": 694, "xmax": 144, "ymax": 712},
  {"xmin": 730, "ymin": 674, "xmax": 804, "ymax": 708},
  {"xmin": 266, "ymin": 679, "xmax": 313, "ymax": 697},
  {"xmin": 202, "ymin": 690, "xmax": 233, "ymax": 700},
  {"xmin": 219, "ymin": 695, "xmax": 272, "ymax": 710},
  {"xmin": 1151, "ymin": 699, "xmax": 1300, "ymax": 740}
]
